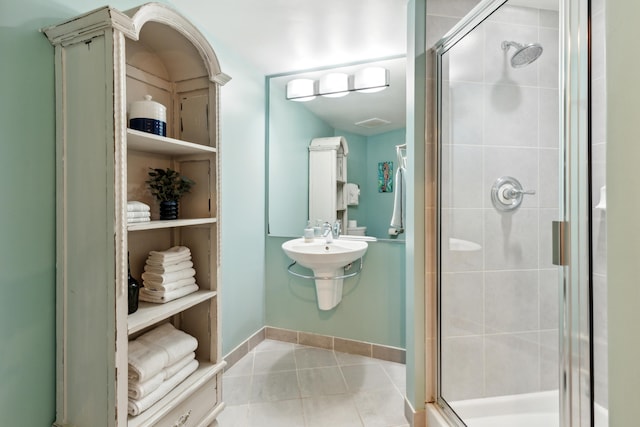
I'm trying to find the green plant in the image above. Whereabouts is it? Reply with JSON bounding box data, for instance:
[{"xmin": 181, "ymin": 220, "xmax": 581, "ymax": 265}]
[{"xmin": 146, "ymin": 167, "xmax": 195, "ymax": 202}]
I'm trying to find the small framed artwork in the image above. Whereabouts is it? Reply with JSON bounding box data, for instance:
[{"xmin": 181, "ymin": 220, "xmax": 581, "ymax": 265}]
[{"xmin": 378, "ymin": 161, "xmax": 393, "ymax": 193}]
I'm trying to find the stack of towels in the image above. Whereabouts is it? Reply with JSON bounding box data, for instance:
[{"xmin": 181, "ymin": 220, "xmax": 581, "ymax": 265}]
[
  {"xmin": 128, "ymin": 322, "xmax": 199, "ymax": 416},
  {"xmin": 128, "ymin": 201, "xmax": 151, "ymax": 224},
  {"xmin": 140, "ymin": 246, "xmax": 199, "ymax": 304}
]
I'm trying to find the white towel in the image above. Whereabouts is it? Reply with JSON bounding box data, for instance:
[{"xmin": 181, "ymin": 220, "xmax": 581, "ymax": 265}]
[
  {"xmin": 139, "ymin": 284, "xmax": 199, "ymax": 304},
  {"xmin": 127, "ymin": 371, "xmax": 164, "ymax": 400},
  {"xmin": 143, "ymin": 276, "xmax": 197, "ymax": 292},
  {"xmin": 141, "ymin": 268, "xmax": 196, "ymax": 284},
  {"xmin": 389, "ymin": 165, "xmax": 405, "ymax": 234},
  {"xmin": 127, "ymin": 211, "xmax": 151, "ymax": 219},
  {"xmin": 128, "ymin": 217, "xmax": 151, "ymax": 224},
  {"xmin": 128, "ymin": 340, "xmax": 169, "ymax": 383},
  {"xmin": 147, "ymin": 246, "xmax": 191, "ymax": 263},
  {"xmin": 345, "ymin": 183, "xmax": 360, "ymax": 206},
  {"xmin": 127, "ymin": 359, "xmax": 199, "ymax": 416},
  {"xmin": 137, "ymin": 323, "xmax": 198, "ymax": 366},
  {"xmin": 128, "ymin": 352, "xmax": 195, "ymax": 399},
  {"xmin": 127, "ymin": 201, "xmax": 151, "ymax": 212},
  {"xmin": 144, "ymin": 260, "xmax": 193, "ymax": 274}
]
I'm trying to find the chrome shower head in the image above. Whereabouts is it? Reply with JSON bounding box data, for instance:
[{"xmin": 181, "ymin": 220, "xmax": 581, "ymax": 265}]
[{"xmin": 501, "ymin": 41, "xmax": 543, "ymax": 68}]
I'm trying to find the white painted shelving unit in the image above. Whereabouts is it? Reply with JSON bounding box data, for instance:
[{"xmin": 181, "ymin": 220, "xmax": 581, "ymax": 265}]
[{"xmin": 44, "ymin": 3, "xmax": 230, "ymax": 426}]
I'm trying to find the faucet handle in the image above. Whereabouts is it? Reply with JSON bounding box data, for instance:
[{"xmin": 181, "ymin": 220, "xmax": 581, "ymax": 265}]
[{"xmin": 333, "ymin": 220, "xmax": 341, "ymax": 237}]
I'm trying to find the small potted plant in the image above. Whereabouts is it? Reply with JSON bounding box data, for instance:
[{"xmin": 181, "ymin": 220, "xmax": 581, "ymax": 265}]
[{"xmin": 146, "ymin": 167, "xmax": 195, "ymax": 220}]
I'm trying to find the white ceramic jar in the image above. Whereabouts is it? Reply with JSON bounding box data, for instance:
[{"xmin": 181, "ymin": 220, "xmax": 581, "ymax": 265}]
[{"xmin": 129, "ymin": 95, "xmax": 167, "ymax": 136}]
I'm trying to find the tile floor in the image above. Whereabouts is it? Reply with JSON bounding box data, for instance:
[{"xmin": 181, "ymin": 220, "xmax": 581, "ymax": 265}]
[{"xmin": 216, "ymin": 339, "xmax": 409, "ymax": 427}]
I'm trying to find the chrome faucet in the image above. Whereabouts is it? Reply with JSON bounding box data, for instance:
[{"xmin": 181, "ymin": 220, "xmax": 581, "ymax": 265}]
[{"xmin": 322, "ymin": 220, "xmax": 341, "ymax": 243}]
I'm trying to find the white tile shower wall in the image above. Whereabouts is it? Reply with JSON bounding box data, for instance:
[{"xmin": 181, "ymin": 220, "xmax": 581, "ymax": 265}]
[{"xmin": 440, "ymin": 4, "xmax": 560, "ymax": 401}]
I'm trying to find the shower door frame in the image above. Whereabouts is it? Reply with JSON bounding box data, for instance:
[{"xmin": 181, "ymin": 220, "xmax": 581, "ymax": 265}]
[{"xmin": 432, "ymin": 0, "xmax": 592, "ymax": 425}]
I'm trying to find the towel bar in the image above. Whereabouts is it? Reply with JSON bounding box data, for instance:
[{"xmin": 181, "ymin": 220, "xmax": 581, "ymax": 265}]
[{"xmin": 286, "ymin": 257, "xmax": 364, "ymax": 280}]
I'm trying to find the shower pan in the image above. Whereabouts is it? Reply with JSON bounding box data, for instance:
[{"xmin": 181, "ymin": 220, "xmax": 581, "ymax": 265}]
[{"xmin": 430, "ymin": 0, "xmax": 595, "ymax": 426}]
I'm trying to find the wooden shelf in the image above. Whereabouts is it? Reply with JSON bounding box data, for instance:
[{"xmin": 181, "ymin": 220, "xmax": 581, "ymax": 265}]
[
  {"xmin": 127, "ymin": 217, "xmax": 217, "ymax": 231},
  {"xmin": 127, "ymin": 361, "xmax": 226, "ymax": 427},
  {"xmin": 128, "ymin": 290, "xmax": 217, "ymax": 335},
  {"xmin": 127, "ymin": 128, "xmax": 217, "ymax": 155}
]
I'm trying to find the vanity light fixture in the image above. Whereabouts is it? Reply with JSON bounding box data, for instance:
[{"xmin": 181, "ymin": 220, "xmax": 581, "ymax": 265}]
[
  {"xmin": 354, "ymin": 67, "xmax": 390, "ymax": 93},
  {"xmin": 319, "ymin": 72, "xmax": 349, "ymax": 98},
  {"xmin": 285, "ymin": 67, "xmax": 390, "ymax": 102},
  {"xmin": 286, "ymin": 78, "xmax": 316, "ymax": 102}
]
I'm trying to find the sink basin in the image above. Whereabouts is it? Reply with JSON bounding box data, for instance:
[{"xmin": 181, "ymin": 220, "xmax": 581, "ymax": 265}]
[{"xmin": 282, "ymin": 237, "xmax": 368, "ymax": 272}]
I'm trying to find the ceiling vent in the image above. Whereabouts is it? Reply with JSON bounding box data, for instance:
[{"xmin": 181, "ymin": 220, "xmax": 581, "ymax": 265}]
[{"xmin": 354, "ymin": 117, "xmax": 391, "ymax": 129}]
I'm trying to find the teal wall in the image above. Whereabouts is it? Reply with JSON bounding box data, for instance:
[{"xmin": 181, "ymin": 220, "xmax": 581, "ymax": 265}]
[
  {"xmin": 268, "ymin": 83, "xmax": 334, "ymax": 236},
  {"xmin": 0, "ymin": 0, "xmax": 266, "ymax": 424},
  {"xmin": 265, "ymin": 237, "xmax": 406, "ymax": 348}
]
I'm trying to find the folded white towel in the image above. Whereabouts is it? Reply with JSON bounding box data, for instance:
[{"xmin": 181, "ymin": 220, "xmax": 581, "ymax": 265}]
[
  {"xmin": 127, "ymin": 211, "xmax": 151, "ymax": 219},
  {"xmin": 162, "ymin": 352, "xmax": 196, "ymax": 380},
  {"xmin": 128, "ymin": 323, "xmax": 198, "ymax": 382},
  {"xmin": 127, "ymin": 201, "xmax": 151, "ymax": 212},
  {"xmin": 144, "ymin": 260, "xmax": 193, "ymax": 274},
  {"xmin": 144, "ymin": 255, "xmax": 191, "ymax": 267},
  {"xmin": 143, "ymin": 276, "xmax": 196, "ymax": 292},
  {"xmin": 127, "ymin": 371, "xmax": 164, "ymax": 400},
  {"xmin": 128, "ymin": 340, "xmax": 169, "ymax": 383},
  {"xmin": 127, "ymin": 359, "xmax": 199, "ymax": 416},
  {"xmin": 128, "ymin": 217, "xmax": 151, "ymax": 224},
  {"xmin": 139, "ymin": 284, "xmax": 199, "ymax": 304},
  {"xmin": 128, "ymin": 352, "xmax": 195, "ymax": 400},
  {"xmin": 141, "ymin": 268, "xmax": 196, "ymax": 284},
  {"xmin": 147, "ymin": 246, "xmax": 191, "ymax": 262}
]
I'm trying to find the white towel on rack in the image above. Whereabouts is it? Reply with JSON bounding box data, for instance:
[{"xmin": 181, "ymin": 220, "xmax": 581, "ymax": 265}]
[
  {"xmin": 127, "ymin": 201, "xmax": 151, "ymax": 212},
  {"xmin": 141, "ymin": 268, "xmax": 196, "ymax": 284},
  {"xmin": 144, "ymin": 260, "xmax": 193, "ymax": 274},
  {"xmin": 143, "ymin": 276, "xmax": 196, "ymax": 292},
  {"xmin": 389, "ymin": 165, "xmax": 405, "ymax": 234},
  {"xmin": 127, "ymin": 359, "xmax": 199, "ymax": 416},
  {"xmin": 345, "ymin": 183, "xmax": 360, "ymax": 206},
  {"xmin": 139, "ymin": 284, "xmax": 199, "ymax": 304}
]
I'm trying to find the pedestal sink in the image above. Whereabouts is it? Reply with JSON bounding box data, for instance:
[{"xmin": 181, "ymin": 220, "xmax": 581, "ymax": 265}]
[{"xmin": 282, "ymin": 237, "xmax": 368, "ymax": 310}]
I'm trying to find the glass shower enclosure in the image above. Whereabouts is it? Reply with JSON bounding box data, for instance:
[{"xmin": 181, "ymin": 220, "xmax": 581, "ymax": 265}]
[{"xmin": 433, "ymin": 0, "xmax": 595, "ymax": 425}]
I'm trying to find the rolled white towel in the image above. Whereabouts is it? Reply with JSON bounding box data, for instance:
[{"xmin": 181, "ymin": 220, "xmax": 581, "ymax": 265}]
[
  {"xmin": 141, "ymin": 268, "xmax": 196, "ymax": 285},
  {"xmin": 128, "ymin": 340, "xmax": 169, "ymax": 383},
  {"xmin": 136, "ymin": 323, "xmax": 198, "ymax": 367},
  {"xmin": 128, "ymin": 217, "xmax": 151, "ymax": 224},
  {"xmin": 127, "ymin": 201, "xmax": 151, "ymax": 212},
  {"xmin": 139, "ymin": 284, "xmax": 199, "ymax": 304},
  {"xmin": 127, "ymin": 211, "xmax": 151, "ymax": 219},
  {"xmin": 127, "ymin": 359, "xmax": 199, "ymax": 416},
  {"xmin": 127, "ymin": 371, "xmax": 164, "ymax": 400},
  {"xmin": 144, "ymin": 260, "xmax": 193, "ymax": 274},
  {"xmin": 143, "ymin": 276, "xmax": 196, "ymax": 292}
]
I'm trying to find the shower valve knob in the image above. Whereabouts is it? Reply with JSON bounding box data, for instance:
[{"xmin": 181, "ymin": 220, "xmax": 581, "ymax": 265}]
[{"xmin": 491, "ymin": 176, "xmax": 535, "ymax": 212}]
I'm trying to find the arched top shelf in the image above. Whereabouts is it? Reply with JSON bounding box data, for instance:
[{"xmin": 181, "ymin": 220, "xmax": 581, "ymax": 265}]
[
  {"xmin": 42, "ymin": 2, "xmax": 230, "ymax": 86},
  {"xmin": 125, "ymin": 3, "xmax": 230, "ymax": 85}
]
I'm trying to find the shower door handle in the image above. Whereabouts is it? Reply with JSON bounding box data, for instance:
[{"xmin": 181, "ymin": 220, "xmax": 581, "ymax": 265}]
[{"xmin": 552, "ymin": 221, "xmax": 568, "ymax": 266}]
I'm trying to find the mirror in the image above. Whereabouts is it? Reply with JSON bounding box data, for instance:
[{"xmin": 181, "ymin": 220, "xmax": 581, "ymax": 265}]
[{"xmin": 267, "ymin": 57, "xmax": 407, "ymax": 241}]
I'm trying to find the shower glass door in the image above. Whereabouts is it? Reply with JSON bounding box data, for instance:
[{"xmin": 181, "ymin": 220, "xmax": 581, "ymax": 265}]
[{"xmin": 433, "ymin": 0, "xmax": 590, "ymax": 425}]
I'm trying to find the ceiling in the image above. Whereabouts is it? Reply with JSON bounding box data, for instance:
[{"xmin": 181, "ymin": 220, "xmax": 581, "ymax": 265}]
[{"xmin": 178, "ymin": 0, "xmax": 408, "ymax": 135}]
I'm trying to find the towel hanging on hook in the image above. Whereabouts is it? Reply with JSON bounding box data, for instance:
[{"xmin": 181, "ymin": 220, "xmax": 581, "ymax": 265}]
[{"xmin": 390, "ymin": 143, "xmax": 407, "ymax": 236}]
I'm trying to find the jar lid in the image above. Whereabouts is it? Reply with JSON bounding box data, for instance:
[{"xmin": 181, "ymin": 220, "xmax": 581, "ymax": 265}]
[{"xmin": 129, "ymin": 95, "xmax": 166, "ymax": 121}]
